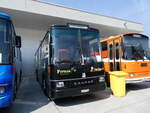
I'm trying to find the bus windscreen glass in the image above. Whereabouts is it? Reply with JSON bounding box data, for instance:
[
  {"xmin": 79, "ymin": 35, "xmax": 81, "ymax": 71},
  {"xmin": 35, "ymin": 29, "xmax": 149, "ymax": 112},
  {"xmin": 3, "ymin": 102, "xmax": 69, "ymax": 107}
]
[
  {"xmin": 0, "ymin": 19, "xmax": 12, "ymax": 64},
  {"xmin": 52, "ymin": 28, "xmax": 101, "ymax": 65},
  {"xmin": 123, "ymin": 35, "xmax": 150, "ymax": 60},
  {"xmin": 80, "ymin": 29, "xmax": 101, "ymax": 64}
]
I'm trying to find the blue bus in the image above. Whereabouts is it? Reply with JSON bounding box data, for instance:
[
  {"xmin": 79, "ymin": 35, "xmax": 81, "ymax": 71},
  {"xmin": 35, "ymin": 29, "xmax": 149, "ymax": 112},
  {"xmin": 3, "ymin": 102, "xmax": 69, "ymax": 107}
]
[{"xmin": 0, "ymin": 13, "xmax": 22, "ymax": 108}]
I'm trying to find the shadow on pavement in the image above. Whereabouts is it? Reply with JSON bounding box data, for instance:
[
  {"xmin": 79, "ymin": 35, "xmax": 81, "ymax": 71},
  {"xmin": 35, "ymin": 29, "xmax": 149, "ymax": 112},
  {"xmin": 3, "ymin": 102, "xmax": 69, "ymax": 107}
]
[
  {"xmin": 0, "ymin": 75, "xmax": 50, "ymax": 113},
  {"xmin": 55, "ymin": 89, "xmax": 110, "ymax": 107},
  {"xmin": 126, "ymin": 82, "xmax": 150, "ymax": 92}
]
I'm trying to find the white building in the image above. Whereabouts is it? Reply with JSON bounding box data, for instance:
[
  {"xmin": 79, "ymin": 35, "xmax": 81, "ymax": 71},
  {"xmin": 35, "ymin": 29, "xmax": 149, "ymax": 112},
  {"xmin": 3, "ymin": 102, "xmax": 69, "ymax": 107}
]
[{"xmin": 0, "ymin": 0, "xmax": 144, "ymax": 76}]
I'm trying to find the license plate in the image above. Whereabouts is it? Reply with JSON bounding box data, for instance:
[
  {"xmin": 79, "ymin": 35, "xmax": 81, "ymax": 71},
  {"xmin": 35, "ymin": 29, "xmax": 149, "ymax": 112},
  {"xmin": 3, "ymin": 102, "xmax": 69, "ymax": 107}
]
[{"xmin": 81, "ymin": 89, "xmax": 89, "ymax": 93}]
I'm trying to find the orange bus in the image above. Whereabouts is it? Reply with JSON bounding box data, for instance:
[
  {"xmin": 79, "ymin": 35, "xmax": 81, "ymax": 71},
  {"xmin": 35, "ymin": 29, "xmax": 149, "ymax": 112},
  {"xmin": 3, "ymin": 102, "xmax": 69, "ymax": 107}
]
[{"xmin": 101, "ymin": 33, "xmax": 150, "ymax": 84}]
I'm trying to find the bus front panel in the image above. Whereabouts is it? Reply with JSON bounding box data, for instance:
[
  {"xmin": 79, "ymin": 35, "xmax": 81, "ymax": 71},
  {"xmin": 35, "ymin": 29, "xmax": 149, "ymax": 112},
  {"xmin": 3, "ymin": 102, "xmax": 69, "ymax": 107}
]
[{"xmin": 48, "ymin": 26, "xmax": 106, "ymax": 99}]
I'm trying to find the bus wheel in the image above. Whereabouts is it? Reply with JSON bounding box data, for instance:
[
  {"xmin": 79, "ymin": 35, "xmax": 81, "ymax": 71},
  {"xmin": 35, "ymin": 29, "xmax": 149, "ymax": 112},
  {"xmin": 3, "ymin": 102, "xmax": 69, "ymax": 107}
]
[
  {"xmin": 46, "ymin": 82, "xmax": 51, "ymax": 98},
  {"xmin": 106, "ymin": 82, "xmax": 110, "ymax": 87},
  {"xmin": 19, "ymin": 71, "xmax": 22, "ymax": 83},
  {"xmin": 36, "ymin": 70, "xmax": 39, "ymax": 82},
  {"xmin": 42, "ymin": 78, "xmax": 47, "ymax": 94},
  {"xmin": 13, "ymin": 76, "xmax": 17, "ymax": 100},
  {"xmin": 105, "ymin": 75, "xmax": 110, "ymax": 87},
  {"xmin": 43, "ymin": 78, "xmax": 50, "ymax": 97}
]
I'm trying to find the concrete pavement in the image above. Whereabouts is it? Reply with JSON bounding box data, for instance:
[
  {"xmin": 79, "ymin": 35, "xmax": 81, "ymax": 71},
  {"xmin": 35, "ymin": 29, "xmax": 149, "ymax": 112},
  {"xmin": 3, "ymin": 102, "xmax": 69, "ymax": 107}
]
[
  {"xmin": 56, "ymin": 83, "xmax": 150, "ymax": 113},
  {"xmin": 1, "ymin": 75, "xmax": 150, "ymax": 113},
  {"xmin": 0, "ymin": 76, "xmax": 59, "ymax": 113}
]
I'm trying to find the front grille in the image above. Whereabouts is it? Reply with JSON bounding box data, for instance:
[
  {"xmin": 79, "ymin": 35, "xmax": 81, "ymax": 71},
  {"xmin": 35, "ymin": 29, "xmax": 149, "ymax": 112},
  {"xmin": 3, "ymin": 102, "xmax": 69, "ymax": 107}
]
[{"xmin": 66, "ymin": 78, "xmax": 99, "ymax": 88}]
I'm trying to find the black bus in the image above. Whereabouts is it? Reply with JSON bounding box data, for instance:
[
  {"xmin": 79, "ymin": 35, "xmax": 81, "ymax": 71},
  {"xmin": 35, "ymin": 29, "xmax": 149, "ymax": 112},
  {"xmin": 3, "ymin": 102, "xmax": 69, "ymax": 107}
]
[{"xmin": 35, "ymin": 24, "xmax": 105, "ymax": 99}]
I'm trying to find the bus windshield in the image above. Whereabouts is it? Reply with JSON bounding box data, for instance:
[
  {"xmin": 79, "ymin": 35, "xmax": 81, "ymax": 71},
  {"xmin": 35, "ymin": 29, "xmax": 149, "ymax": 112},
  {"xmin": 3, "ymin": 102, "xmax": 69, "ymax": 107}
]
[
  {"xmin": 52, "ymin": 28, "xmax": 101, "ymax": 64},
  {"xmin": 80, "ymin": 29, "xmax": 101, "ymax": 64},
  {"xmin": 123, "ymin": 35, "xmax": 150, "ymax": 60},
  {"xmin": 0, "ymin": 19, "xmax": 12, "ymax": 64}
]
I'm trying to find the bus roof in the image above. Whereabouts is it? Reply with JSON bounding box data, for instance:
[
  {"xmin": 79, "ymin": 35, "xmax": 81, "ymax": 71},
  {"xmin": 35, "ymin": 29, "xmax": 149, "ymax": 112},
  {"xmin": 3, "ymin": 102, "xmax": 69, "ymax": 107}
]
[
  {"xmin": 0, "ymin": 12, "xmax": 11, "ymax": 20},
  {"xmin": 100, "ymin": 32, "xmax": 149, "ymax": 43},
  {"xmin": 51, "ymin": 24, "xmax": 99, "ymax": 32}
]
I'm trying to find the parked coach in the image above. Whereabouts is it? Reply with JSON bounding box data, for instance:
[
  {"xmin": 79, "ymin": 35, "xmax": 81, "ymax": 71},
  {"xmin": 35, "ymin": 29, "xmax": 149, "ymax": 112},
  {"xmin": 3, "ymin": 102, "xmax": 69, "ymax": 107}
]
[
  {"xmin": 35, "ymin": 24, "xmax": 106, "ymax": 99},
  {"xmin": 101, "ymin": 33, "xmax": 150, "ymax": 84},
  {"xmin": 0, "ymin": 13, "xmax": 22, "ymax": 108}
]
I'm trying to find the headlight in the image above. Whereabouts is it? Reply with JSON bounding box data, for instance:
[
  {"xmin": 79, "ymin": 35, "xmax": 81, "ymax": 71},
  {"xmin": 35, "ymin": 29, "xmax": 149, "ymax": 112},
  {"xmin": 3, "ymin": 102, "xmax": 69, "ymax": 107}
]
[
  {"xmin": 56, "ymin": 82, "xmax": 64, "ymax": 88},
  {"xmin": 99, "ymin": 76, "xmax": 105, "ymax": 82},
  {"xmin": 0, "ymin": 87, "xmax": 5, "ymax": 94},
  {"xmin": 129, "ymin": 73, "xmax": 135, "ymax": 77}
]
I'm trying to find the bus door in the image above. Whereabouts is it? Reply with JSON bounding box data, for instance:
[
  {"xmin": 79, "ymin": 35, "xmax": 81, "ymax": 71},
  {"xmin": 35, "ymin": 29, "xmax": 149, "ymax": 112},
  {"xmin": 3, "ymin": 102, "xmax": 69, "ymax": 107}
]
[{"xmin": 108, "ymin": 39, "xmax": 121, "ymax": 71}]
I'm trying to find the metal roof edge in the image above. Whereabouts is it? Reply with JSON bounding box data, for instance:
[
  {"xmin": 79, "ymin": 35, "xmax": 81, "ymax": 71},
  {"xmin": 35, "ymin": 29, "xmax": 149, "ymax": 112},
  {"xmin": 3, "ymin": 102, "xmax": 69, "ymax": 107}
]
[{"xmin": 33, "ymin": 0, "xmax": 142, "ymax": 25}]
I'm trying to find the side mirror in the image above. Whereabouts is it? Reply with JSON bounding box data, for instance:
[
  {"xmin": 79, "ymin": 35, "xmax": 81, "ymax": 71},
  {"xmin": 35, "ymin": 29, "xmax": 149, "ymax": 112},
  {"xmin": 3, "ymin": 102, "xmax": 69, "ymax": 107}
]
[{"xmin": 16, "ymin": 36, "xmax": 21, "ymax": 48}]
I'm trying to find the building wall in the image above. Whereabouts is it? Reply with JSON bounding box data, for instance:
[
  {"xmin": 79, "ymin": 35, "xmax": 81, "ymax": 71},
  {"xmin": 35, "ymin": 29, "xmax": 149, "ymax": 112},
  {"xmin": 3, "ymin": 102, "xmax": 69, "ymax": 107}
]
[
  {"xmin": 0, "ymin": 0, "xmax": 144, "ymax": 76},
  {"xmin": 16, "ymin": 27, "xmax": 46, "ymax": 76},
  {"xmin": 0, "ymin": 0, "xmax": 144, "ymax": 32}
]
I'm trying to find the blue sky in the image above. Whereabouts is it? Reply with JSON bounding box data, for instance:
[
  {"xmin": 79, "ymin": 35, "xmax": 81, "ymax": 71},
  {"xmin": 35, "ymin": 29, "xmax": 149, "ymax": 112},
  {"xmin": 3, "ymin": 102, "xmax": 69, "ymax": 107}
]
[{"xmin": 41, "ymin": 0, "xmax": 150, "ymax": 36}]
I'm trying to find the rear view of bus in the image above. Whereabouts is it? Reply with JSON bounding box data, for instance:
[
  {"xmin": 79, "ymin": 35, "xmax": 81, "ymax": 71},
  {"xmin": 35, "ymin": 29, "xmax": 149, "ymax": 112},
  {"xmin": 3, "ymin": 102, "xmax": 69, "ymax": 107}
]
[
  {"xmin": 101, "ymin": 33, "xmax": 150, "ymax": 84},
  {"xmin": 0, "ymin": 13, "xmax": 22, "ymax": 108},
  {"xmin": 35, "ymin": 24, "xmax": 105, "ymax": 99}
]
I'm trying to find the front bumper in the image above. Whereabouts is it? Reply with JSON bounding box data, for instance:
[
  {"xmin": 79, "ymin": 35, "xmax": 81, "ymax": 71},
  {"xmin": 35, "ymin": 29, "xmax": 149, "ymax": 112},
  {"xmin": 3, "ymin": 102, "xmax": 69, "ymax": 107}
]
[
  {"xmin": 53, "ymin": 83, "xmax": 105, "ymax": 99},
  {"xmin": 51, "ymin": 76, "xmax": 106, "ymax": 99},
  {"xmin": 0, "ymin": 94, "xmax": 12, "ymax": 108},
  {"xmin": 126, "ymin": 76, "xmax": 150, "ymax": 83}
]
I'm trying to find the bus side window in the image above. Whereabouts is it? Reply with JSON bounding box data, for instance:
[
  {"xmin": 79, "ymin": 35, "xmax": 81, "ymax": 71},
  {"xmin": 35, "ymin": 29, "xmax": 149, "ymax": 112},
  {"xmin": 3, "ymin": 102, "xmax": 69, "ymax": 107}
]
[
  {"xmin": 109, "ymin": 44, "xmax": 113, "ymax": 60},
  {"xmin": 110, "ymin": 62, "xmax": 113, "ymax": 71},
  {"xmin": 116, "ymin": 43, "xmax": 119, "ymax": 59},
  {"xmin": 40, "ymin": 32, "xmax": 49, "ymax": 69},
  {"xmin": 10, "ymin": 24, "xmax": 15, "ymax": 62},
  {"xmin": 109, "ymin": 44, "xmax": 113, "ymax": 71},
  {"xmin": 101, "ymin": 42, "xmax": 108, "ymax": 58},
  {"xmin": 50, "ymin": 32, "xmax": 54, "ymax": 64},
  {"xmin": 4, "ymin": 22, "xmax": 11, "ymax": 43},
  {"xmin": 42, "ymin": 34, "xmax": 49, "ymax": 59},
  {"xmin": 116, "ymin": 43, "xmax": 120, "ymax": 71},
  {"xmin": 19, "ymin": 50, "xmax": 22, "ymax": 61},
  {"xmin": 39, "ymin": 47, "xmax": 43, "ymax": 68}
]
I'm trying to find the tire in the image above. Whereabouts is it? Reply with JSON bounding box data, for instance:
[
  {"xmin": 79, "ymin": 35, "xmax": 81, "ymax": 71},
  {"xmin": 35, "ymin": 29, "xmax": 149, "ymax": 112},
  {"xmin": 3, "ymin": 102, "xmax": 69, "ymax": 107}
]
[
  {"xmin": 107, "ymin": 82, "xmax": 110, "ymax": 87},
  {"xmin": 13, "ymin": 76, "xmax": 17, "ymax": 100},
  {"xmin": 19, "ymin": 71, "xmax": 22, "ymax": 84},
  {"xmin": 105, "ymin": 75, "xmax": 110, "ymax": 87},
  {"xmin": 45, "ymin": 81, "xmax": 51, "ymax": 98},
  {"xmin": 42, "ymin": 77, "xmax": 51, "ymax": 98},
  {"xmin": 36, "ymin": 70, "xmax": 39, "ymax": 82},
  {"xmin": 42, "ymin": 77, "xmax": 47, "ymax": 95}
]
